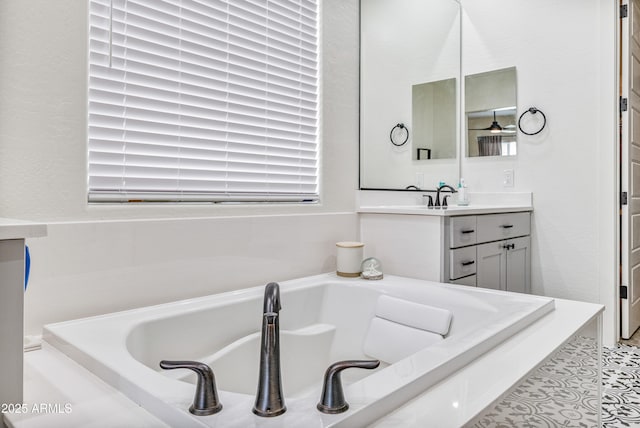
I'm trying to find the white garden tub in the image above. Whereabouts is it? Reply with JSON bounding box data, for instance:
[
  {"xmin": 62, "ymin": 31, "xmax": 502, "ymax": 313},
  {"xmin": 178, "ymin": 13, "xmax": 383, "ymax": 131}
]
[{"xmin": 43, "ymin": 273, "xmax": 555, "ymax": 427}]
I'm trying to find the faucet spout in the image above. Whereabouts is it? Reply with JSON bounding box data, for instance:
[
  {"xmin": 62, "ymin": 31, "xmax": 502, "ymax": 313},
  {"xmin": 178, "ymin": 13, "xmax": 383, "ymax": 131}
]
[
  {"xmin": 263, "ymin": 282, "xmax": 281, "ymax": 314},
  {"xmin": 436, "ymin": 184, "xmax": 457, "ymax": 208},
  {"xmin": 253, "ymin": 282, "xmax": 286, "ymax": 417}
]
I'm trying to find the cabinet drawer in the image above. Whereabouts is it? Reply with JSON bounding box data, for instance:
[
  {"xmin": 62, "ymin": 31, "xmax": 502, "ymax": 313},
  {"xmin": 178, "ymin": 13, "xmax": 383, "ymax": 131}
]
[
  {"xmin": 476, "ymin": 212, "xmax": 530, "ymax": 244},
  {"xmin": 449, "ymin": 246, "xmax": 476, "ymax": 280},
  {"xmin": 449, "ymin": 216, "xmax": 477, "ymax": 248}
]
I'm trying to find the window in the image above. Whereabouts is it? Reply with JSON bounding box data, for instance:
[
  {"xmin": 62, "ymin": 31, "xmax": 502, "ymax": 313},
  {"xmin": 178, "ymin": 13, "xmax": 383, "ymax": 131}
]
[{"xmin": 88, "ymin": 0, "xmax": 319, "ymax": 202}]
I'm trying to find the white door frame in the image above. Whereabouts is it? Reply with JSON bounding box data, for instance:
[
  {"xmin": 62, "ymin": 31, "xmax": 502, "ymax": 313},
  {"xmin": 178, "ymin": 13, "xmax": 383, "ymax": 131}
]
[{"xmin": 618, "ymin": 0, "xmax": 640, "ymax": 341}]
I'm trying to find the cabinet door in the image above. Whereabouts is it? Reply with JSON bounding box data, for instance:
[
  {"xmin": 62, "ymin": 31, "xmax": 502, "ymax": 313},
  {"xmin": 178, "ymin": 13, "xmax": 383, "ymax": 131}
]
[
  {"xmin": 476, "ymin": 241, "xmax": 507, "ymax": 291},
  {"xmin": 506, "ymin": 236, "xmax": 531, "ymax": 294}
]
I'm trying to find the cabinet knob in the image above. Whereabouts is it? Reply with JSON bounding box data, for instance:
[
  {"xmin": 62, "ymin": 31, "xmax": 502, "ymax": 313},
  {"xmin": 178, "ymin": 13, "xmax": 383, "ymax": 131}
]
[
  {"xmin": 501, "ymin": 224, "xmax": 514, "ymax": 229},
  {"xmin": 502, "ymin": 243, "xmax": 515, "ymax": 250},
  {"xmin": 460, "ymin": 229, "xmax": 475, "ymax": 234},
  {"xmin": 461, "ymin": 260, "xmax": 475, "ymax": 266}
]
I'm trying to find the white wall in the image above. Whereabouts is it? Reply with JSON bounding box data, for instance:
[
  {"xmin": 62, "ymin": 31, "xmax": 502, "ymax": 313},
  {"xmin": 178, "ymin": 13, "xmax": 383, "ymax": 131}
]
[
  {"xmin": 0, "ymin": 0, "xmax": 620, "ymax": 348},
  {"xmin": 0, "ymin": 0, "xmax": 361, "ymax": 335},
  {"xmin": 24, "ymin": 214, "xmax": 357, "ymax": 336},
  {"xmin": 461, "ymin": 0, "xmax": 617, "ymax": 343}
]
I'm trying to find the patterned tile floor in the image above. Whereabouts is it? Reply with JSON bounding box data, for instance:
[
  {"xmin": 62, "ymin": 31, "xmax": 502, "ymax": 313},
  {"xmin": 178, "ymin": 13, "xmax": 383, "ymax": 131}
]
[
  {"xmin": 602, "ymin": 344, "xmax": 640, "ymax": 427},
  {"xmin": 470, "ymin": 337, "xmax": 640, "ymax": 428},
  {"xmin": 620, "ymin": 332, "xmax": 640, "ymax": 348}
]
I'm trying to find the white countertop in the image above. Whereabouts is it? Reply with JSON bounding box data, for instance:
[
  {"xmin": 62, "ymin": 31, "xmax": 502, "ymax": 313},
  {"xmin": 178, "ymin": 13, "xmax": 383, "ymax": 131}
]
[
  {"xmin": 6, "ymin": 345, "xmax": 167, "ymax": 428},
  {"xmin": 358, "ymin": 204, "xmax": 533, "ymax": 216},
  {"xmin": 356, "ymin": 190, "xmax": 533, "ymax": 217},
  {"xmin": 0, "ymin": 218, "xmax": 47, "ymax": 240},
  {"xmin": 4, "ymin": 295, "xmax": 602, "ymax": 428}
]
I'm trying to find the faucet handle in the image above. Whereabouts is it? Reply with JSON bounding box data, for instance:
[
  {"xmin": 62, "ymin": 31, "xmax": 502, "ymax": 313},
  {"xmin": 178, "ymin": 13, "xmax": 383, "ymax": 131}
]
[
  {"xmin": 442, "ymin": 195, "xmax": 450, "ymax": 209},
  {"xmin": 317, "ymin": 359, "xmax": 380, "ymax": 414},
  {"xmin": 422, "ymin": 194, "xmax": 434, "ymax": 208},
  {"xmin": 160, "ymin": 360, "xmax": 223, "ymax": 416}
]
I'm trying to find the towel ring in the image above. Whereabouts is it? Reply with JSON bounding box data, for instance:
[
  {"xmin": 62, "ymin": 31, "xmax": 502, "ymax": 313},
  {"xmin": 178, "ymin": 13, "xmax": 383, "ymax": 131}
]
[
  {"xmin": 390, "ymin": 123, "xmax": 409, "ymax": 146},
  {"xmin": 518, "ymin": 107, "xmax": 546, "ymax": 136}
]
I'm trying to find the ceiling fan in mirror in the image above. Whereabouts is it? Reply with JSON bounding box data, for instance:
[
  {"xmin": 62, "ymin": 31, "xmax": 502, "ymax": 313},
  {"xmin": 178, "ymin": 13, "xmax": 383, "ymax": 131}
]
[{"xmin": 468, "ymin": 109, "xmax": 517, "ymax": 134}]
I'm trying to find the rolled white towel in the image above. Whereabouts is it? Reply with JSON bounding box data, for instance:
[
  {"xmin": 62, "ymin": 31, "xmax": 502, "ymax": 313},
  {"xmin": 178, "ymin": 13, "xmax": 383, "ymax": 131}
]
[{"xmin": 375, "ymin": 295, "xmax": 453, "ymax": 336}]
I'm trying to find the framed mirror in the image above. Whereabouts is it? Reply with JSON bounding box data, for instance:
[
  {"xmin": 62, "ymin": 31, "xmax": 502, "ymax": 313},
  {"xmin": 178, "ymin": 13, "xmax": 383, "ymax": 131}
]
[
  {"xmin": 359, "ymin": 0, "xmax": 461, "ymax": 190},
  {"xmin": 465, "ymin": 67, "xmax": 517, "ymax": 157}
]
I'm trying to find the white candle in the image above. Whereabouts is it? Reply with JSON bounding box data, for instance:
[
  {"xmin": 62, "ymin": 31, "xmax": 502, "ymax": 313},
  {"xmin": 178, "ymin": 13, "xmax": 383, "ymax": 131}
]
[{"xmin": 336, "ymin": 241, "xmax": 364, "ymax": 277}]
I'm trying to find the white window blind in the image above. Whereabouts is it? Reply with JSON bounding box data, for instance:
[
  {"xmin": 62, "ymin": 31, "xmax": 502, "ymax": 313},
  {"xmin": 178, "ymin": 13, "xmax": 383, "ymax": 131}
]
[{"xmin": 88, "ymin": 0, "xmax": 319, "ymax": 202}]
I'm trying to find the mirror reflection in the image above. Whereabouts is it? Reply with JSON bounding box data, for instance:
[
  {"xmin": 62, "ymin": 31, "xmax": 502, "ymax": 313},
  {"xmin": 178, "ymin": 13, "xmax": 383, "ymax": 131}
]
[
  {"xmin": 359, "ymin": 0, "xmax": 460, "ymax": 190},
  {"xmin": 465, "ymin": 67, "xmax": 517, "ymax": 157},
  {"xmin": 412, "ymin": 78, "xmax": 457, "ymax": 161}
]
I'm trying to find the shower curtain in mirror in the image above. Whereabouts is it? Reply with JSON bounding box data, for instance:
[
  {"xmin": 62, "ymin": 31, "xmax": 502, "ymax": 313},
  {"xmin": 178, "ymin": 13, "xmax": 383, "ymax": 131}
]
[{"xmin": 477, "ymin": 135, "xmax": 502, "ymax": 156}]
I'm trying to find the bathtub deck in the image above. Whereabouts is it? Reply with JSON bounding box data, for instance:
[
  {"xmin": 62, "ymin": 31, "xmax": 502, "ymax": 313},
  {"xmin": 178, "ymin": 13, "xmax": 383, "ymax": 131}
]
[{"xmin": 4, "ymin": 297, "xmax": 602, "ymax": 428}]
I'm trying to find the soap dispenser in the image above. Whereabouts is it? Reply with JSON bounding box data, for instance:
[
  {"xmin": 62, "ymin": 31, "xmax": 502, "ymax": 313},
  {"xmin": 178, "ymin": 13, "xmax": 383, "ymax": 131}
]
[{"xmin": 457, "ymin": 179, "xmax": 469, "ymax": 206}]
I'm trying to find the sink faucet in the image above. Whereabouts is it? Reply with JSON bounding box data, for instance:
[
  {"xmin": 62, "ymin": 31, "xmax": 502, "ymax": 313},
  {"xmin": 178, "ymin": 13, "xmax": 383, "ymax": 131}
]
[
  {"xmin": 436, "ymin": 184, "xmax": 457, "ymax": 208},
  {"xmin": 253, "ymin": 282, "xmax": 286, "ymax": 417}
]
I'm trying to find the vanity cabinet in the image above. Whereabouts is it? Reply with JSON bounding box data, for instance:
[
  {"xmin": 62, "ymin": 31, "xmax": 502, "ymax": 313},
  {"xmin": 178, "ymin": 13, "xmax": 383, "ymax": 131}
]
[
  {"xmin": 359, "ymin": 209, "xmax": 531, "ymax": 293},
  {"xmin": 0, "ymin": 220, "xmax": 47, "ymax": 408},
  {"xmin": 445, "ymin": 212, "xmax": 531, "ymax": 293}
]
